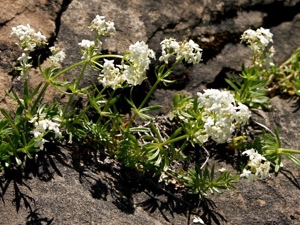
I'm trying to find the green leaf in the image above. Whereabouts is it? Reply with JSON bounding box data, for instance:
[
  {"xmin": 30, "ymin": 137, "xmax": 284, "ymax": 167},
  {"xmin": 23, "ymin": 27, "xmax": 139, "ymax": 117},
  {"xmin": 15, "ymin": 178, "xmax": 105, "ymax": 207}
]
[
  {"xmin": 286, "ymin": 153, "xmax": 300, "ymax": 166},
  {"xmin": 0, "ymin": 109, "xmax": 20, "ymax": 135},
  {"xmin": 225, "ymin": 78, "xmax": 240, "ymax": 92},
  {"xmin": 147, "ymin": 148, "xmax": 160, "ymax": 161},
  {"xmin": 129, "ymin": 127, "xmax": 151, "ymax": 133},
  {"xmin": 140, "ymin": 105, "xmax": 162, "ymax": 112}
]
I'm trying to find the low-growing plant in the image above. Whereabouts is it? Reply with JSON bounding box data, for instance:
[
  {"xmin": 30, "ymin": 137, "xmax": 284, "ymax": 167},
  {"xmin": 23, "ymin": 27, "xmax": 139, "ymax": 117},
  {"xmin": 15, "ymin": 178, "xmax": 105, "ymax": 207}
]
[
  {"xmin": 1, "ymin": 16, "xmax": 300, "ymax": 203},
  {"xmin": 226, "ymin": 28, "xmax": 300, "ymax": 109}
]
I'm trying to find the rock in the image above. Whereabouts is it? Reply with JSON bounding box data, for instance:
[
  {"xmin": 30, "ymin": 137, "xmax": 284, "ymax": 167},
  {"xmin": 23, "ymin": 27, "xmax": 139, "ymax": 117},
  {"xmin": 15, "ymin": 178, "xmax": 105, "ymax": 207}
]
[
  {"xmin": 0, "ymin": 0, "xmax": 64, "ymax": 115},
  {"xmin": 0, "ymin": 0, "xmax": 300, "ymax": 224}
]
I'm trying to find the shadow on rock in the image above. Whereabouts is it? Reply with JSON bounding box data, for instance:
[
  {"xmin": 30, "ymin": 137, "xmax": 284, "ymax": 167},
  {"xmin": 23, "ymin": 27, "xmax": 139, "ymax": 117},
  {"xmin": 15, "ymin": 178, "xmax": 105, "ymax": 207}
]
[{"xmin": 0, "ymin": 143, "xmax": 67, "ymax": 224}]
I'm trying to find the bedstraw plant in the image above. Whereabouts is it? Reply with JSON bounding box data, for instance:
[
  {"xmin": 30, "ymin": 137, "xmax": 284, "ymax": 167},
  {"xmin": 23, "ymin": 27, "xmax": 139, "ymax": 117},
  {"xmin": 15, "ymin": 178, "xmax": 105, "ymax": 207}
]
[{"xmin": 1, "ymin": 16, "xmax": 300, "ymax": 200}]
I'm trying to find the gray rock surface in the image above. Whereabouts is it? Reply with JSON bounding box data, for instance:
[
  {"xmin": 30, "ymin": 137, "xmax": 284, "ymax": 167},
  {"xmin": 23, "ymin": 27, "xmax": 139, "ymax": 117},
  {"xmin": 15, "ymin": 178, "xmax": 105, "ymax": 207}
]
[{"xmin": 0, "ymin": 0, "xmax": 300, "ymax": 224}]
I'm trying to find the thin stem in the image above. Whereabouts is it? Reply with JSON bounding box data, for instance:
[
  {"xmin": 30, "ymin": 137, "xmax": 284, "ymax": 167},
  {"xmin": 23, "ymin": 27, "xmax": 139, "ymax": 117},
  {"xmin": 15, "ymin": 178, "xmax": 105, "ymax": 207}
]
[
  {"xmin": 51, "ymin": 59, "xmax": 88, "ymax": 80},
  {"xmin": 75, "ymin": 62, "xmax": 88, "ymax": 89},
  {"xmin": 30, "ymin": 82, "xmax": 50, "ymax": 114},
  {"xmin": 62, "ymin": 95, "xmax": 74, "ymax": 118},
  {"xmin": 138, "ymin": 78, "xmax": 160, "ymax": 111},
  {"xmin": 131, "ymin": 61, "xmax": 183, "ymax": 121},
  {"xmin": 162, "ymin": 134, "xmax": 189, "ymax": 146},
  {"xmin": 280, "ymin": 148, "xmax": 300, "ymax": 154},
  {"xmin": 62, "ymin": 62, "xmax": 88, "ymax": 118},
  {"xmin": 52, "ymin": 55, "xmax": 123, "ymax": 81},
  {"xmin": 92, "ymin": 54, "xmax": 123, "ymax": 61}
]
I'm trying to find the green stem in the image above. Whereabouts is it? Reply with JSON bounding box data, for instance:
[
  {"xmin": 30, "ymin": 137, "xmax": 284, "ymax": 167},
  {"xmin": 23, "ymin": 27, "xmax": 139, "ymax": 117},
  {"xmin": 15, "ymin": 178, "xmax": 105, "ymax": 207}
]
[
  {"xmin": 138, "ymin": 78, "xmax": 160, "ymax": 111},
  {"xmin": 62, "ymin": 61, "xmax": 89, "ymax": 118},
  {"xmin": 51, "ymin": 59, "xmax": 88, "ymax": 80},
  {"xmin": 52, "ymin": 54, "xmax": 123, "ymax": 83},
  {"xmin": 75, "ymin": 62, "xmax": 88, "ymax": 89},
  {"xmin": 103, "ymin": 88, "xmax": 116, "ymax": 112},
  {"xmin": 30, "ymin": 82, "xmax": 50, "ymax": 115},
  {"xmin": 91, "ymin": 54, "xmax": 123, "ymax": 61},
  {"xmin": 131, "ymin": 61, "xmax": 182, "ymax": 121},
  {"xmin": 280, "ymin": 148, "xmax": 300, "ymax": 154},
  {"xmin": 162, "ymin": 134, "xmax": 189, "ymax": 146},
  {"xmin": 62, "ymin": 95, "xmax": 74, "ymax": 119}
]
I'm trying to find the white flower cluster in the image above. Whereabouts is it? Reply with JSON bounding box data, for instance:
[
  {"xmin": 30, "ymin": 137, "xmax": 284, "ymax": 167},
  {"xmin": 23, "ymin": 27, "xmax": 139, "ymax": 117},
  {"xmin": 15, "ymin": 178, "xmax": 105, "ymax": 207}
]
[
  {"xmin": 195, "ymin": 89, "xmax": 251, "ymax": 144},
  {"xmin": 78, "ymin": 15, "xmax": 115, "ymax": 60},
  {"xmin": 29, "ymin": 115, "xmax": 62, "ymax": 150},
  {"xmin": 241, "ymin": 27, "xmax": 275, "ymax": 68},
  {"xmin": 99, "ymin": 41, "xmax": 155, "ymax": 89},
  {"xmin": 49, "ymin": 46, "xmax": 66, "ymax": 66},
  {"xmin": 123, "ymin": 41, "xmax": 156, "ymax": 85},
  {"xmin": 78, "ymin": 39, "xmax": 95, "ymax": 49},
  {"xmin": 78, "ymin": 39, "xmax": 101, "ymax": 60},
  {"xmin": 100, "ymin": 59, "xmax": 124, "ymax": 89},
  {"xmin": 11, "ymin": 24, "xmax": 47, "ymax": 51},
  {"xmin": 159, "ymin": 38, "xmax": 202, "ymax": 65},
  {"xmin": 240, "ymin": 148, "xmax": 271, "ymax": 180},
  {"xmin": 89, "ymin": 15, "xmax": 116, "ymax": 37},
  {"xmin": 17, "ymin": 53, "xmax": 32, "ymax": 72},
  {"xmin": 11, "ymin": 24, "xmax": 47, "ymax": 78}
]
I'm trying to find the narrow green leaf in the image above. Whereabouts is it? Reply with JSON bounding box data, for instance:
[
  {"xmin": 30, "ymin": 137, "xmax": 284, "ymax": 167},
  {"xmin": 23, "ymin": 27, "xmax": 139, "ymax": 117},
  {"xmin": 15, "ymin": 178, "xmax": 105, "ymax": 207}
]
[
  {"xmin": 129, "ymin": 127, "xmax": 151, "ymax": 133},
  {"xmin": 140, "ymin": 105, "xmax": 162, "ymax": 112},
  {"xmin": 148, "ymin": 148, "xmax": 160, "ymax": 161},
  {"xmin": 225, "ymin": 78, "xmax": 240, "ymax": 92},
  {"xmin": 286, "ymin": 153, "xmax": 300, "ymax": 166}
]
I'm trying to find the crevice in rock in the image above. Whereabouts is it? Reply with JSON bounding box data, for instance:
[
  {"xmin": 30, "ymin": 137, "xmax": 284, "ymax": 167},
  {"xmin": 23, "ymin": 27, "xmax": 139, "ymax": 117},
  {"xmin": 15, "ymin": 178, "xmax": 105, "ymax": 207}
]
[
  {"xmin": 194, "ymin": 2, "xmax": 299, "ymax": 63},
  {"xmin": 0, "ymin": 19, "xmax": 12, "ymax": 27},
  {"xmin": 206, "ymin": 5, "xmax": 239, "ymax": 25},
  {"xmin": 51, "ymin": 0, "xmax": 73, "ymax": 44},
  {"xmin": 4, "ymin": 0, "xmax": 73, "ymax": 103},
  {"xmin": 206, "ymin": 67, "xmax": 238, "ymax": 89},
  {"xmin": 147, "ymin": 21, "xmax": 180, "ymax": 42},
  {"xmin": 29, "ymin": 0, "xmax": 73, "ymax": 67},
  {"xmin": 243, "ymin": 1, "xmax": 300, "ymax": 27},
  {"xmin": 194, "ymin": 31, "xmax": 241, "ymax": 63}
]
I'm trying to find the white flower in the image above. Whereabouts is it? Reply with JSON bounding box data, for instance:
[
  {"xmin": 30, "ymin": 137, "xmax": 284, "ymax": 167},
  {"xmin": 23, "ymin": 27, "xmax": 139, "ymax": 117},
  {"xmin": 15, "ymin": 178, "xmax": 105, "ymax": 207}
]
[
  {"xmin": 196, "ymin": 89, "xmax": 251, "ymax": 144},
  {"xmin": 240, "ymin": 168, "xmax": 252, "ymax": 179},
  {"xmin": 159, "ymin": 38, "xmax": 202, "ymax": 64},
  {"xmin": 78, "ymin": 39, "xmax": 96, "ymax": 59},
  {"xmin": 256, "ymin": 161, "xmax": 271, "ymax": 179},
  {"xmin": 89, "ymin": 15, "xmax": 116, "ymax": 36},
  {"xmin": 123, "ymin": 41, "xmax": 155, "ymax": 86},
  {"xmin": 106, "ymin": 21, "xmax": 116, "ymax": 34},
  {"xmin": 11, "ymin": 24, "xmax": 47, "ymax": 51},
  {"xmin": 193, "ymin": 216, "xmax": 205, "ymax": 224},
  {"xmin": 36, "ymin": 120, "xmax": 48, "ymax": 132},
  {"xmin": 29, "ymin": 116, "xmax": 62, "ymax": 150},
  {"xmin": 173, "ymin": 89, "xmax": 250, "ymax": 145},
  {"xmin": 241, "ymin": 148, "xmax": 271, "ymax": 180},
  {"xmin": 241, "ymin": 27, "xmax": 275, "ymax": 68},
  {"xmin": 99, "ymin": 59, "xmax": 125, "ymax": 89},
  {"xmin": 241, "ymin": 27, "xmax": 273, "ymax": 49},
  {"xmin": 181, "ymin": 39, "xmax": 202, "ymax": 64},
  {"xmin": 34, "ymin": 136, "xmax": 47, "ymax": 150},
  {"xmin": 11, "ymin": 24, "xmax": 35, "ymax": 44},
  {"xmin": 33, "ymin": 31, "xmax": 47, "ymax": 45},
  {"xmin": 159, "ymin": 38, "xmax": 180, "ymax": 64},
  {"xmin": 17, "ymin": 53, "xmax": 32, "ymax": 67},
  {"xmin": 49, "ymin": 46, "xmax": 66, "ymax": 65},
  {"xmin": 256, "ymin": 27, "xmax": 273, "ymax": 45},
  {"xmin": 78, "ymin": 39, "xmax": 95, "ymax": 49},
  {"xmin": 218, "ymin": 168, "xmax": 226, "ymax": 172}
]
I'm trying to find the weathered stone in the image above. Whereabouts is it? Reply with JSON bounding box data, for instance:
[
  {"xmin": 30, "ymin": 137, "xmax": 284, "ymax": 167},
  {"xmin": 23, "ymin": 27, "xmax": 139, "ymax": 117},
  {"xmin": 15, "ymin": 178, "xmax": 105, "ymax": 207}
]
[
  {"xmin": 0, "ymin": 0, "xmax": 300, "ymax": 224},
  {"xmin": 0, "ymin": 0, "xmax": 64, "ymax": 115}
]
